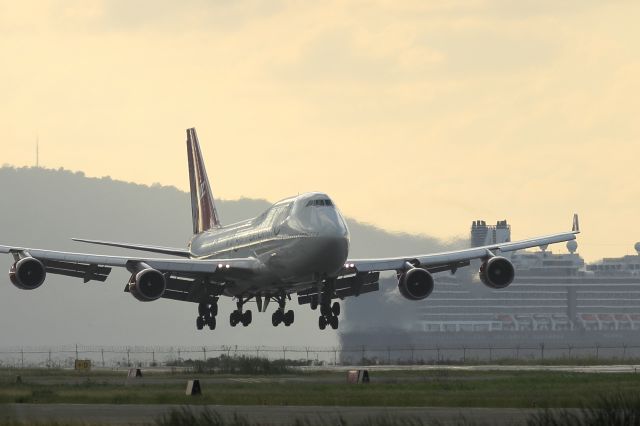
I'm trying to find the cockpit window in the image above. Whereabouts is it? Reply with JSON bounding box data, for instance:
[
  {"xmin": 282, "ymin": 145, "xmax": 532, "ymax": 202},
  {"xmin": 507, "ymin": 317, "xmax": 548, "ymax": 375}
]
[{"xmin": 306, "ymin": 199, "xmax": 333, "ymax": 207}]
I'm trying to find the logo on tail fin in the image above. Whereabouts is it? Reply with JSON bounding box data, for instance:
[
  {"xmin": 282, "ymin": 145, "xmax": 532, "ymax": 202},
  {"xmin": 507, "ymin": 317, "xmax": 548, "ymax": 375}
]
[{"xmin": 187, "ymin": 128, "xmax": 221, "ymax": 234}]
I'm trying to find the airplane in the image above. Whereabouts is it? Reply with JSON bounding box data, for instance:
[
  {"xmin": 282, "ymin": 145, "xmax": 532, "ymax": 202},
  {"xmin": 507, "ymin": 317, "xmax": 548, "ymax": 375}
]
[{"xmin": 1, "ymin": 128, "xmax": 580, "ymax": 331}]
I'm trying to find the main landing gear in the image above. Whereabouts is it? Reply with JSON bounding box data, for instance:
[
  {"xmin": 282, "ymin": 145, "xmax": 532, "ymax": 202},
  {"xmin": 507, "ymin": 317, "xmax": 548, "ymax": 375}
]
[
  {"xmin": 272, "ymin": 294, "xmax": 294, "ymax": 327},
  {"xmin": 196, "ymin": 298, "xmax": 218, "ymax": 330},
  {"xmin": 318, "ymin": 301, "xmax": 340, "ymax": 330},
  {"xmin": 230, "ymin": 298, "xmax": 252, "ymax": 327},
  {"xmin": 314, "ymin": 279, "xmax": 340, "ymax": 330}
]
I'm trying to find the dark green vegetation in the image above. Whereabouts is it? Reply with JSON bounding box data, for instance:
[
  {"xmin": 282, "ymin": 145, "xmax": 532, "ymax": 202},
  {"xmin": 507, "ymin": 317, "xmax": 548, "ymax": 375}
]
[
  {"xmin": 168, "ymin": 355, "xmax": 310, "ymax": 374},
  {"xmin": 1, "ymin": 367, "xmax": 640, "ymax": 408},
  {"xmin": 155, "ymin": 408, "xmax": 448, "ymax": 426}
]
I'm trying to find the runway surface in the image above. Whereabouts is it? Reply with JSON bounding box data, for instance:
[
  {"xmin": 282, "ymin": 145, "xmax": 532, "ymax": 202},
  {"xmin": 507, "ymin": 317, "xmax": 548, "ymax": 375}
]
[
  {"xmin": 1, "ymin": 403, "xmax": 548, "ymax": 425},
  {"xmin": 297, "ymin": 364, "xmax": 640, "ymax": 374}
]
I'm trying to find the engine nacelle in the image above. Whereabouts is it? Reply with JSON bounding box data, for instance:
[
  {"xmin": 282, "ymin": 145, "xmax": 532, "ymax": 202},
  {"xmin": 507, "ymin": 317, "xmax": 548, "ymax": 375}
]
[
  {"xmin": 9, "ymin": 257, "xmax": 47, "ymax": 290},
  {"xmin": 479, "ymin": 256, "xmax": 515, "ymax": 289},
  {"xmin": 128, "ymin": 268, "xmax": 166, "ymax": 302},
  {"xmin": 398, "ymin": 268, "xmax": 434, "ymax": 300}
]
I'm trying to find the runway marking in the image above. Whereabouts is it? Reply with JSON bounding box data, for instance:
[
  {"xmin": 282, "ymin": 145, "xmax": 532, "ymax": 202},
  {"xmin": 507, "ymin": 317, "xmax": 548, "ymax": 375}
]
[{"xmin": 228, "ymin": 378, "xmax": 269, "ymax": 383}]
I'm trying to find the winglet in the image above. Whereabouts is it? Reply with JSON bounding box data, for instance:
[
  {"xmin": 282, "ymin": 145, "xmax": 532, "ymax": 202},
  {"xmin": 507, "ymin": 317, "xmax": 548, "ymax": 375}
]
[{"xmin": 572, "ymin": 213, "xmax": 580, "ymax": 233}]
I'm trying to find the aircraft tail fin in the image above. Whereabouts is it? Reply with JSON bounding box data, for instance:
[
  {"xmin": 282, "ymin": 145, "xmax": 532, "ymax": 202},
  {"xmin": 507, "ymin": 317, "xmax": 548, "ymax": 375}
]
[{"xmin": 186, "ymin": 128, "xmax": 221, "ymax": 234}]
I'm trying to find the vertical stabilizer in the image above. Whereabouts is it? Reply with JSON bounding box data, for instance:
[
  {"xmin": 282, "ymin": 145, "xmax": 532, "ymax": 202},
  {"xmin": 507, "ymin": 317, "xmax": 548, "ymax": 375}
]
[{"xmin": 186, "ymin": 128, "xmax": 221, "ymax": 234}]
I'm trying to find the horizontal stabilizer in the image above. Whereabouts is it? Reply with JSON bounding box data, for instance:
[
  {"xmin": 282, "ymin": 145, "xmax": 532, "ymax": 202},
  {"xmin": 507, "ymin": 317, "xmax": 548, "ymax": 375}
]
[{"xmin": 72, "ymin": 238, "xmax": 191, "ymax": 258}]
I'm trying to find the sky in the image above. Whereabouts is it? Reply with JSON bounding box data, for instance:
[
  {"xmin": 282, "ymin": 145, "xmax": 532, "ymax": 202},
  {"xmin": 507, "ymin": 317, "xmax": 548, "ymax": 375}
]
[{"xmin": 1, "ymin": 1, "xmax": 639, "ymax": 262}]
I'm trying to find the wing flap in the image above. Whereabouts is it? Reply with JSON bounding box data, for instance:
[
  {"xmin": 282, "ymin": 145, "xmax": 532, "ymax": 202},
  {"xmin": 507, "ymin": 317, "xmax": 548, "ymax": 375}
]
[
  {"xmin": 42, "ymin": 259, "xmax": 111, "ymax": 283},
  {"xmin": 72, "ymin": 238, "xmax": 191, "ymax": 258}
]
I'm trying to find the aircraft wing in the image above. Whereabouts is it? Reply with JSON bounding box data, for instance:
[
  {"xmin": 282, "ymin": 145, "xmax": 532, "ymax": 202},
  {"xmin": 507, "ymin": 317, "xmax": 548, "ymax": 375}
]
[
  {"xmin": 0, "ymin": 245, "xmax": 262, "ymax": 289},
  {"xmin": 344, "ymin": 214, "xmax": 580, "ymax": 275}
]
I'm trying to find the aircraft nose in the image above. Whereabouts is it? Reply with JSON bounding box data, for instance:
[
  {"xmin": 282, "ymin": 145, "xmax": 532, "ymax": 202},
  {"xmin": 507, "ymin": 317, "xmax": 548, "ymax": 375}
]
[{"xmin": 315, "ymin": 209, "xmax": 349, "ymax": 238}]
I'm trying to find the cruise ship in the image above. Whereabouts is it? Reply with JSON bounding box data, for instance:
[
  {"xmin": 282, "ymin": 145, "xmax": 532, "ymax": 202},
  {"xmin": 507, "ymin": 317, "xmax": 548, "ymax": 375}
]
[{"xmin": 339, "ymin": 220, "xmax": 640, "ymax": 360}]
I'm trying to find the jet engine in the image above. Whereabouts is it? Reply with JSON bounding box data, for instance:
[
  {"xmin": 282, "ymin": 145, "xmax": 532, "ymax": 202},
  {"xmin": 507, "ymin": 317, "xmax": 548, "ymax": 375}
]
[
  {"xmin": 479, "ymin": 256, "xmax": 515, "ymax": 289},
  {"xmin": 128, "ymin": 267, "xmax": 166, "ymax": 302},
  {"xmin": 398, "ymin": 267, "xmax": 434, "ymax": 300},
  {"xmin": 9, "ymin": 257, "xmax": 47, "ymax": 290}
]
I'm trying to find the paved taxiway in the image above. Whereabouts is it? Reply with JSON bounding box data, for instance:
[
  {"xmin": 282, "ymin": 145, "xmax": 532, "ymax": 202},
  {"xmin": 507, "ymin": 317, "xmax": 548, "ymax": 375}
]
[{"xmin": 1, "ymin": 403, "xmax": 552, "ymax": 425}]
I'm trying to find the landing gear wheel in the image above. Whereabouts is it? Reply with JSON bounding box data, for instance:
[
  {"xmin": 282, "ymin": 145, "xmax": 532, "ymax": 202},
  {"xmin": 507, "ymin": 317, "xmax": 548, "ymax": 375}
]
[
  {"xmin": 310, "ymin": 296, "xmax": 318, "ymax": 310},
  {"xmin": 331, "ymin": 302, "xmax": 340, "ymax": 316},
  {"xmin": 196, "ymin": 316, "xmax": 204, "ymax": 330},
  {"xmin": 198, "ymin": 304, "xmax": 207, "ymax": 317},
  {"xmin": 242, "ymin": 310, "xmax": 252, "ymax": 327},
  {"xmin": 321, "ymin": 304, "xmax": 331, "ymax": 317},
  {"xmin": 272, "ymin": 309, "xmax": 284, "ymax": 326},
  {"xmin": 284, "ymin": 310, "xmax": 294, "ymax": 326},
  {"xmin": 207, "ymin": 316, "xmax": 216, "ymax": 330},
  {"xmin": 319, "ymin": 315, "xmax": 327, "ymax": 330},
  {"xmin": 230, "ymin": 311, "xmax": 240, "ymax": 327},
  {"xmin": 330, "ymin": 315, "xmax": 339, "ymax": 330}
]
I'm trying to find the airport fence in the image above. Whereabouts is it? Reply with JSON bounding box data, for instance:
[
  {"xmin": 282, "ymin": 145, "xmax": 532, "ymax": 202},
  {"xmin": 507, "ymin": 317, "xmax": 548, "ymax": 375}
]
[{"xmin": 2, "ymin": 343, "xmax": 640, "ymax": 368}]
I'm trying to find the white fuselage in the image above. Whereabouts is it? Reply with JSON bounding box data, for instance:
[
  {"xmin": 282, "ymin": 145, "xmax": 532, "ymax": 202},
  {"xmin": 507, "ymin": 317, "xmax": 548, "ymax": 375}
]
[{"xmin": 188, "ymin": 192, "xmax": 350, "ymax": 296}]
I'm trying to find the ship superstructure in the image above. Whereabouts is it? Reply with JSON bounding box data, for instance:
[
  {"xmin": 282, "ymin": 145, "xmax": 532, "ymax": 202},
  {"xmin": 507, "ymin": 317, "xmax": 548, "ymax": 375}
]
[{"xmin": 340, "ymin": 220, "xmax": 640, "ymax": 356}]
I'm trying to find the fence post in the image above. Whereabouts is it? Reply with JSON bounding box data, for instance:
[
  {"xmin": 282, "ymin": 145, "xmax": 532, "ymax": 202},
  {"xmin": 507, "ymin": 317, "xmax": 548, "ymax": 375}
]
[
  {"xmin": 101, "ymin": 349, "xmax": 105, "ymax": 367},
  {"xmin": 540, "ymin": 343, "xmax": 545, "ymax": 361},
  {"xmin": 203, "ymin": 347, "xmax": 207, "ymax": 362},
  {"xmin": 305, "ymin": 347, "xmax": 309, "ymax": 363},
  {"xmin": 48, "ymin": 349, "xmax": 51, "ymax": 367},
  {"xmin": 152, "ymin": 350, "xmax": 155, "ymax": 365},
  {"xmin": 21, "ymin": 347, "xmax": 24, "ymax": 369},
  {"xmin": 333, "ymin": 348, "xmax": 337, "ymax": 366},
  {"xmin": 127, "ymin": 348, "xmax": 131, "ymax": 366},
  {"xmin": 436, "ymin": 347, "xmax": 440, "ymax": 364},
  {"xmin": 75, "ymin": 344, "xmax": 79, "ymax": 360}
]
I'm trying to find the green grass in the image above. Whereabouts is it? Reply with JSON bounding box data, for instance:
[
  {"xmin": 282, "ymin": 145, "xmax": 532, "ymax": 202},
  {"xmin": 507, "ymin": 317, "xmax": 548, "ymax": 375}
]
[{"xmin": 1, "ymin": 369, "xmax": 640, "ymax": 408}]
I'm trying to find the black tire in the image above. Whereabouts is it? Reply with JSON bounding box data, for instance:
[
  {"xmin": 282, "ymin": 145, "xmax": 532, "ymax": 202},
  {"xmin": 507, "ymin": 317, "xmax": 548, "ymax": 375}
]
[
  {"xmin": 310, "ymin": 296, "xmax": 318, "ymax": 310},
  {"xmin": 198, "ymin": 303, "xmax": 207, "ymax": 317},
  {"xmin": 332, "ymin": 302, "xmax": 340, "ymax": 316},
  {"xmin": 243, "ymin": 310, "xmax": 252, "ymax": 326},
  {"xmin": 196, "ymin": 316, "xmax": 204, "ymax": 330},
  {"xmin": 285, "ymin": 310, "xmax": 294, "ymax": 325},
  {"xmin": 330, "ymin": 315, "xmax": 339, "ymax": 330},
  {"xmin": 211, "ymin": 303, "xmax": 218, "ymax": 316},
  {"xmin": 272, "ymin": 311, "xmax": 280, "ymax": 327},
  {"xmin": 208, "ymin": 316, "xmax": 216, "ymax": 330},
  {"xmin": 319, "ymin": 316, "xmax": 326, "ymax": 330},
  {"xmin": 321, "ymin": 304, "xmax": 331, "ymax": 317},
  {"xmin": 230, "ymin": 311, "xmax": 238, "ymax": 327}
]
